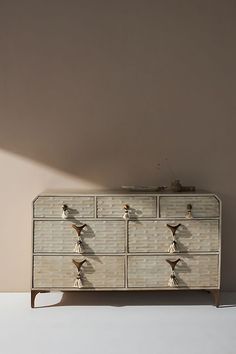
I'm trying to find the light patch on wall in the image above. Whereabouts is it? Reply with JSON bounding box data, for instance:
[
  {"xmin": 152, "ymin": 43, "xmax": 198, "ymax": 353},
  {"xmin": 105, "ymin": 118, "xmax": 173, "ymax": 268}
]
[{"xmin": 0, "ymin": 149, "xmax": 102, "ymax": 292}]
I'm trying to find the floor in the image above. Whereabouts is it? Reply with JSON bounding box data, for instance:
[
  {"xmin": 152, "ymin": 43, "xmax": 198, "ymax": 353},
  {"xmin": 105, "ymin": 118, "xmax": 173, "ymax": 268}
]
[{"xmin": 0, "ymin": 291, "xmax": 235, "ymax": 354}]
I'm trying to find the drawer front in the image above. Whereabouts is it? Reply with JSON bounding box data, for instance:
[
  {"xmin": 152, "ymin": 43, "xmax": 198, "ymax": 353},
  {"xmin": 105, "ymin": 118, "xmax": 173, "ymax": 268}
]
[
  {"xmin": 34, "ymin": 196, "xmax": 95, "ymax": 218},
  {"xmin": 34, "ymin": 220, "xmax": 125, "ymax": 253},
  {"xmin": 128, "ymin": 255, "xmax": 219, "ymax": 288},
  {"xmin": 97, "ymin": 196, "xmax": 157, "ymax": 218},
  {"xmin": 128, "ymin": 220, "xmax": 219, "ymax": 253},
  {"xmin": 33, "ymin": 255, "xmax": 125, "ymax": 288},
  {"xmin": 160, "ymin": 196, "xmax": 219, "ymax": 218}
]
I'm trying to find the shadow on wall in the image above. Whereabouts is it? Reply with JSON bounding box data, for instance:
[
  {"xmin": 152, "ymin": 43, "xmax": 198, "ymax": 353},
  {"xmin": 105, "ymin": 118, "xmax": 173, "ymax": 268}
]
[
  {"xmin": 0, "ymin": 0, "xmax": 236, "ymax": 290},
  {"xmin": 1, "ymin": 0, "xmax": 236, "ymax": 187}
]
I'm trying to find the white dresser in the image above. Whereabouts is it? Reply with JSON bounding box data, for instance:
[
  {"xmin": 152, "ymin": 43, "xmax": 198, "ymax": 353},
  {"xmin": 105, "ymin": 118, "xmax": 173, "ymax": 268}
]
[{"xmin": 31, "ymin": 190, "xmax": 221, "ymax": 307}]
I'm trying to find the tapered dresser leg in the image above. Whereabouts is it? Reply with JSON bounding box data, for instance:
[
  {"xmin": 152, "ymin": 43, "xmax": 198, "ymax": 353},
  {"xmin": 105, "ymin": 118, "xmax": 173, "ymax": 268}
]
[
  {"xmin": 31, "ymin": 290, "xmax": 39, "ymax": 308},
  {"xmin": 210, "ymin": 290, "xmax": 220, "ymax": 308}
]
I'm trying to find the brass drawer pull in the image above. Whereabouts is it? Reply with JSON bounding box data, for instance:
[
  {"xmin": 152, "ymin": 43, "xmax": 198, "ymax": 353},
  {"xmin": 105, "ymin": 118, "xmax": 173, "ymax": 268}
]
[
  {"xmin": 166, "ymin": 224, "xmax": 181, "ymax": 253},
  {"xmin": 72, "ymin": 224, "xmax": 87, "ymax": 253},
  {"xmin": 72, "ymin": 224, "xmax": 87, "ymax": 236},
  {"xmin": 166, "ymin": 258, "xmax": 180, "ymax": 270},
  {"xmin": 166, "ymin": 258, "xmax": 181, "ymax": 287},
  {"xmin": 186, "ymin": 204, "xmax": 193, "ymax": 219},
  {"xmin": 123, "ymin": 204, "xmax": 130, "ymax": 220},
  {"xmin": 72, "ymin": 259, "xmax": 87, "ymax": 288},
  {"xmin": 166, "ymin": 223, "xmax": 181, "ymax": 236},
  {"xmin": 62, "ymin": 204, "xmax": 69, "ymax": 219}
]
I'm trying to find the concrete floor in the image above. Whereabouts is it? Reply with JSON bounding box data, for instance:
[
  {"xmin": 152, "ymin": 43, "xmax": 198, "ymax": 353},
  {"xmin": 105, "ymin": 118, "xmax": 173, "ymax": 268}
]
[{"xmin": 0, "ymin": 291, "xmax": 235, "ymax": 354}]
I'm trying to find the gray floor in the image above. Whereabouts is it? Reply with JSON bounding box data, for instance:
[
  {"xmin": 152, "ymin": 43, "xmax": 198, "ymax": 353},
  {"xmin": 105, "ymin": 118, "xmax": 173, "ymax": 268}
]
[{"xmin": 0, "ymin": 292, "xmax": 236, "ymax": 354}]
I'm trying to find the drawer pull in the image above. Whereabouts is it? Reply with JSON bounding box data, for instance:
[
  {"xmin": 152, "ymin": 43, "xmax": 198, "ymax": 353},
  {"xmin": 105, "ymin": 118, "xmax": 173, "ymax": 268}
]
[
  {"xmin": 167, "ymin": 224, "xmax": 181, "ymax": 253},
  {"xmin": 72, "ymin": 259, "xmax": 87, "ymax": 288},
  {"xmin": 166, "ymin": 223, "xmax": 181, "ymax": 236},
  {"xmin": 62, "ymin": 204, "xmax": 69, "ymax": 219},
  {"xmin": 72, "ymin": 224, "xmax": 87, "ymax": 236},
  {"xmin": 166, "ymin": 258, "xmax": 180, "ymax": 287},
  {"xmin": 166, "ymin": 258, "xmax": 180, "ymax": 270},
  {"xmin": 168, "ymin": 240, "xmax": 178, "ymax": 253},
  {"xmin": 123, "ymin": 204, "xmax": 130, "ymax": 220},
  {"xmin": 185, "ymin": 204, "xmax": 193, "ymax": 219},
  {"xmin": 72, "ymin": 224, "xmax": 87, "ymax": 253}
]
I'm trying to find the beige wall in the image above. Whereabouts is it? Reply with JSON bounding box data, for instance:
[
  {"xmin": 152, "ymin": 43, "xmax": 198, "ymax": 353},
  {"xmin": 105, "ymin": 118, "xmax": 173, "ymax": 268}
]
[{"xmin": 0, "ymin": 0, "xmax": 235, "ymax": 291}]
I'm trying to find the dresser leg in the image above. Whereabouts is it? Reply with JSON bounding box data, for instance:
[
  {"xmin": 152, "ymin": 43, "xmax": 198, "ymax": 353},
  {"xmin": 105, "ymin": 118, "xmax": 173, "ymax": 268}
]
[
  {"xmin": 31, "ymin": 290, "xmax": 51, "ymax": 308},
  {"xmin": 210, "ymin": 290, "xmax": 220, "ymax": 307},
  {"xmin": 31, "ymin": 290, "xmax": 39, "ymax": 308}
]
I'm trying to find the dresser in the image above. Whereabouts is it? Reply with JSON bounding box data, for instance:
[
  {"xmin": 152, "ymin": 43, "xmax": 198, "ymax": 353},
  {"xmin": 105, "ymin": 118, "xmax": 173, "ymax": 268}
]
[{"xmin": 31, "ymin": 190, "xmax": 221, "ymax": 307}]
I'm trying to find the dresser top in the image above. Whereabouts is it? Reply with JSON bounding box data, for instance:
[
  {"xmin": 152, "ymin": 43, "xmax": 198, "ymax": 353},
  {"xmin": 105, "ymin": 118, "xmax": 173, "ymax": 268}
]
[{"xmin": 37, "ymin": 189, "xmax": 218, "ymax": 197}]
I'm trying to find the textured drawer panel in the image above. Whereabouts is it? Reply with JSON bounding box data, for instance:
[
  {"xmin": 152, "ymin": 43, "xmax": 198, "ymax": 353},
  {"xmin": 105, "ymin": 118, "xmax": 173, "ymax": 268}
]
[
  {"xmin": 128, "ymin": 220, "xmax": 219, "ymax": 252},
  {"xmin": 34, "ymin": 196, "xmax": 95, "ymax": 218},
  {"xmin": 128, "ymin": 255, "xmax": 219, "ymax": 288},
  {"xmin": 160, "ymin": 196, "xmax": 219, "ymax": 218},
  {"xmin": 34, "ymin": 255, "xmax": 125, "ymax": 288},
  {"xmin": 97, "ymin": 196, "xmax": 156, "ymax": 218},
  {"xmin": 34, "ymin": 220, "xmax": 125, "ymax": 253}
]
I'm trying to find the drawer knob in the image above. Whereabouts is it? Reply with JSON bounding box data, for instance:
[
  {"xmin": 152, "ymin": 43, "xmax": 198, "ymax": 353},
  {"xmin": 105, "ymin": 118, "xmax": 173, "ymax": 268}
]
[
  {"xmin": 167, "ymin": 224, "xmax": 181, "ymax": 253},
  {"xmin": 123, "ymin": 204, "xmax": 130, "ymax": 220},
  {"xmin": 166, "ymin": 258, "xmax": 180, "ymax": 287},
  {"xmin": 185, "ymin": 204, "xmax": 193, "ymax": 219},
  {"xmin": 62, "ymin": 204, "xmax": 69, "ymax": 219},
  {"xmin": 72, "ymin": 224, "xmax": 87, "ymax": 253},
  {"xmin": 72, "ymin": 259, "xmax": 87, "ymax": 288}
]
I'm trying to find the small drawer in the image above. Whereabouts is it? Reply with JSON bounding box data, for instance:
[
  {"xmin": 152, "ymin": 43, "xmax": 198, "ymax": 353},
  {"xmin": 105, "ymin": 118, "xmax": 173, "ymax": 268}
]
[
  {"xmin": 97, "ymin": 196, "xmax": 157, "ymax": 218},
  {"xmin": 128, "ymin": 255, "xmax": 219, "ymax": 288},
  {"xmin": 33, "ymin": 255, "xmax": 125, "ymax": 288},
  {"xmin": 33, "ymin": 196, "xmax": 95, "ymax": 218},
  {"xmin": 128, "ymin": 220, "xmax": 219, "ymax": 253},
  {"xmin": 159, "ymin": 196, "xmax": 220, "ymax": 218},
  {"xmin": 34, "ymin": 220, "xmax": 125, "ymax": 253}
]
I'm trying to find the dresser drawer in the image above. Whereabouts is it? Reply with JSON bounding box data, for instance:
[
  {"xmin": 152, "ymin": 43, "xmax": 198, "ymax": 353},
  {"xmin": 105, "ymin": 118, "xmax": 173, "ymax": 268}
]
[
  {"xmin": 97, "ymin": 196, "xmax": 157, "ymax": 218},
  {"xmin": 33, "ymin": 255, "xmax": 125, "ymax": 288},
  {"xmin": 128, "ymin": 220, "xmax": 219, "ymax": 253},
  {"xmin": 34, "ymin": 220, "xmax": 125, "ymax": 253},
  {"xmin": 34, "ymin": 196, "xmax": 95, "ymax": 218},
  {"xmin": 128, "ymin": 255, "xmax": 219, "ymax": 288},
  {"xmin": 159, "ymin": 196, "xmax": 220, "ymax": 218}
]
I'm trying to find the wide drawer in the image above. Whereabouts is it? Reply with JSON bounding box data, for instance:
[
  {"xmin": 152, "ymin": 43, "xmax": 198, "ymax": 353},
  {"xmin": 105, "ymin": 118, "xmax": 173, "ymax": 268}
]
[
  {"xmin": 33, "ymin": 196, "xmax": 95, "ymax": 218},
  {"xmin": 34, "ymin": 220, "xmax": 125, "ymax": 253},
  {"xmin": 159, "ymin": 196, "xmax": 220, "ymax": 218},
  {"xmin": 128, "ymin": 255, "xmax": 219, "ymax": 288},
  {"xmin": 128, "ymin": 220, "xmax": 219, "ymax": 253},
  {"xmin": 97, "ymin": 196, "xmax": 157, "ymax": 218},
  {"xmin": 33, "ymin": 255, "xmax": 125, "ymax": 288}
]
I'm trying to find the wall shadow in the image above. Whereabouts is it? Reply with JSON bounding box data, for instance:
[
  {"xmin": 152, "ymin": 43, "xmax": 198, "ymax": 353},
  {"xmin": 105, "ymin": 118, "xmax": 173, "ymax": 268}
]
[{"xmin": 0, "ymin": 0, "xmax": 236, "ymax": 187}]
